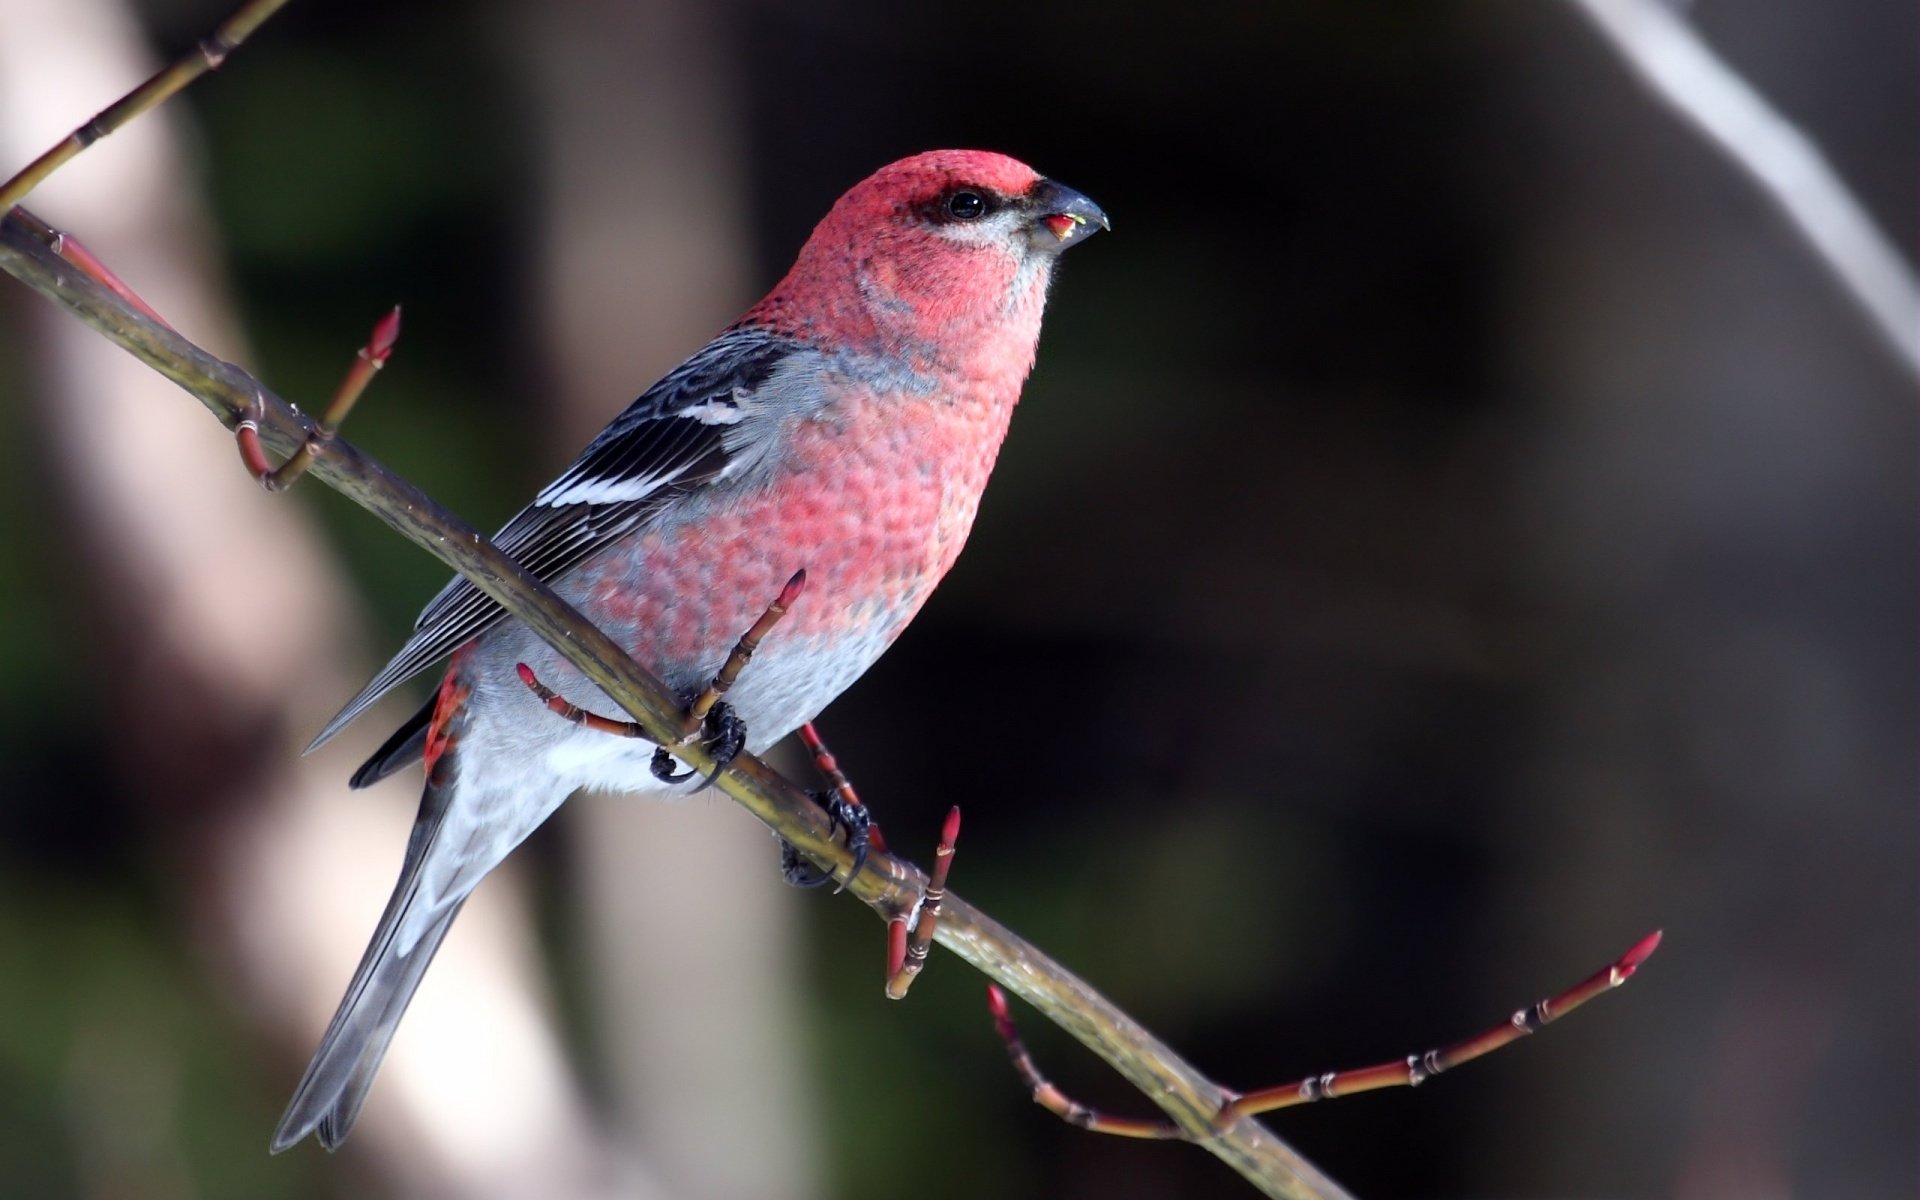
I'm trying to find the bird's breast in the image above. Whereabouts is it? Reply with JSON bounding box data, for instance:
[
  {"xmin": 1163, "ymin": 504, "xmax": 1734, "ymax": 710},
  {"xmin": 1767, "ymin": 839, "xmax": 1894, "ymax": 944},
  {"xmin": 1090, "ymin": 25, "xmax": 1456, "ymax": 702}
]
[{"xmin": 568, "ymin": 379, "xmax": 1017, "ymax": 683}]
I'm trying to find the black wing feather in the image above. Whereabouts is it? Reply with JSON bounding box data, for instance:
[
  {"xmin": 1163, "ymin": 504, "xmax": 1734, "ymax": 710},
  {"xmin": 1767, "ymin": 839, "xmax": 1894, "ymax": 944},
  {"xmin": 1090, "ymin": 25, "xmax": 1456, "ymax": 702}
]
[{"xmin": 306, "ymin": 326, "xmax": 796, "ymax": 756}]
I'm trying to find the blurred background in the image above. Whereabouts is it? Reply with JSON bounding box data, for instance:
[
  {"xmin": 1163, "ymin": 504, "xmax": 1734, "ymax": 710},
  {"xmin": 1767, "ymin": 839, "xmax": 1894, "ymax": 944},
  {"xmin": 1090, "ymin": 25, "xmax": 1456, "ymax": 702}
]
[{"xmin": 0, "ymin": 0, "xmax": 1912, "ymax": 1197}]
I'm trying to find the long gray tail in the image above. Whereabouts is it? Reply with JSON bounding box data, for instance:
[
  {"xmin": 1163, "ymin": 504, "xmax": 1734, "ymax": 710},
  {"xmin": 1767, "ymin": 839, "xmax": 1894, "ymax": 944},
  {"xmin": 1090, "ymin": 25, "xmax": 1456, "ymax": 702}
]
[{"xmin": 272, "ymin": 792, "xmax": 464, "ymax": 1152}]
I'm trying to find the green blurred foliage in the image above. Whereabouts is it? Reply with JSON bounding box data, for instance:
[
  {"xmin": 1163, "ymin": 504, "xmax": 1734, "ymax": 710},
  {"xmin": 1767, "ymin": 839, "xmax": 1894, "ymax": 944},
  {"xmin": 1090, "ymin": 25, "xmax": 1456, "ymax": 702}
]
[{"xmin": 0, "ymin": 870, "xmax": 324, "ymax": 1199}]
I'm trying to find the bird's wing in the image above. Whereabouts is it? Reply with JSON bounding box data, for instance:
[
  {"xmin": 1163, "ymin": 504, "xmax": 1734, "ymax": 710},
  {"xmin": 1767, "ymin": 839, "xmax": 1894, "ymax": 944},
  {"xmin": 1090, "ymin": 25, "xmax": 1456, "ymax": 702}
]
[{"xmin": 306, "ymin": 325, "xmax": 802, "ymax": 753}]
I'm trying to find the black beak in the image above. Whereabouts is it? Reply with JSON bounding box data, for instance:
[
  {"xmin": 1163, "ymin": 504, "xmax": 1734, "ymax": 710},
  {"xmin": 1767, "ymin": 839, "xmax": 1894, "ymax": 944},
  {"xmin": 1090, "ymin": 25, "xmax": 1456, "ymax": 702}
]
[{"xmin": 1025, "ymin": 178, "xmax": 1109, "ymax": 253}]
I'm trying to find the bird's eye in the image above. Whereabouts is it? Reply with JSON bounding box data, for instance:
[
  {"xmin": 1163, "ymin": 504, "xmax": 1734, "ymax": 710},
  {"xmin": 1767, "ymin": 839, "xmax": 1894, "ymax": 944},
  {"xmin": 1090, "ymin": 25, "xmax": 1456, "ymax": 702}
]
[{"xmin": 945, "ymin": 190, "xmax": 988, "ymax": 221}]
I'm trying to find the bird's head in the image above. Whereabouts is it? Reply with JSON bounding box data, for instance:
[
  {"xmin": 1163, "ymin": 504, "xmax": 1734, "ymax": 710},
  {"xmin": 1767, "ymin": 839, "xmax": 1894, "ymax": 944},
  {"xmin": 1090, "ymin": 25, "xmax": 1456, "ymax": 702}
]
[
  {"xmin": 751, "ymin": 150, "xmax": 1107, "ymax": 368},
  {"xmin": 859, "ymin": 149, "xmax": 1109, "ymax": 259}
]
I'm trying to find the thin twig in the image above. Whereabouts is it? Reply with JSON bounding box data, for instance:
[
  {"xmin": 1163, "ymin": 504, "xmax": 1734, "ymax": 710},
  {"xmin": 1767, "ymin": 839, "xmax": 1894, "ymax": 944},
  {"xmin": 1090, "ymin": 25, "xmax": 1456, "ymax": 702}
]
[
  {"xmin": 237, "ymin": 307, "xmax": 399, "ymax": 491},
  {"xmin": 515, "ymin": 663, "xmax": 648, "ymax": 739},
  {"xmin": 988, "ymin": 931, "xmax": 1662, "ymax": 1138},
  {"xmin": 0, "ymin": 0, "xmax": 292, "ymax": 211},
  {"xmin": 1223, "ymin": 929, "xmax": 1661, "ymax": 1119},
  {"xmin": 988, "ymin": 984, "xmax": 1183, "ymax": 1139},
  {"xmin": 1570, "ymin": 0, "xmax": 1920, "ymax": 381},
  {"xmin": 885, "ymin": 806, "xmax": 960, "ymax": 999},
  {"xmin": 681, "ymin": 568, "xmax": 807, "ymax": 733},
  {"xmin": 47, "ymin": 230, "xmax": 171, "ymax": 326},
  {"xmin": 0, "ymin": 205, "xmax": 1351, "ymax": 1200}
]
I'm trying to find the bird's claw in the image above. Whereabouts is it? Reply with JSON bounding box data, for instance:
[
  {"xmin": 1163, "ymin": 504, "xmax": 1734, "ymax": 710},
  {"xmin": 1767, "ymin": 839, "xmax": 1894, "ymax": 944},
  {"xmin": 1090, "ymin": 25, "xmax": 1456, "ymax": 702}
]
[
  {"xmin": 824, "ymin": 791, "xmax": 873, "ymax": 892},
  {"xmin": 777, "ymin": 789, "xmax": 874, "ymax": 891},
  {"xmin": 649, "ymin": 700, "xmax": 746, "ymax": 791},
  {"xmin": 779, "ymin": 838, "xmax": 834, "ymax": 888}
]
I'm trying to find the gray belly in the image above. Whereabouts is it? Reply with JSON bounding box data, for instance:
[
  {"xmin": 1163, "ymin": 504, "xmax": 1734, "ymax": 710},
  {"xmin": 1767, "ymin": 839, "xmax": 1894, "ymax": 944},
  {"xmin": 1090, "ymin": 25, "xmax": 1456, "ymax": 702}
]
[{"xmin": 456, "ymin": 610, "xmax": 901, "ymax": 799}]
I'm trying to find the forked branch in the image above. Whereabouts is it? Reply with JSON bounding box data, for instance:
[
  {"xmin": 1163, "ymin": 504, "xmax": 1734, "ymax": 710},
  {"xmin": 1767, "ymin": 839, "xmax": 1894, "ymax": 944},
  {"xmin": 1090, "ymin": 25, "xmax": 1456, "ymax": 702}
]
[
  {"xmin": 988, "ymin": 930, "xmax": 1662, "ymax": 1139},
  {"xmin": 0, "ymin": 8, "xmax": 1666, "ymax": 1191},
  {"xmin": 0, "ymin": 204, "xmax": 1351, "ymax": 1200},
  {"xmin": 236, "ymin": 306, "xmax": 400, "ymax": 491}
]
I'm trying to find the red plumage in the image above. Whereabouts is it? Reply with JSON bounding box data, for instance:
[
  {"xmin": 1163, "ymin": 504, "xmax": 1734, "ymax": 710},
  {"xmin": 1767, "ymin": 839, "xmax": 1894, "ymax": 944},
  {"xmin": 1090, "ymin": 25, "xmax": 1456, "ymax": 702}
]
[{"xmin": 274, "ymin": 150, "xmax": 1106, "ymax": 1151}]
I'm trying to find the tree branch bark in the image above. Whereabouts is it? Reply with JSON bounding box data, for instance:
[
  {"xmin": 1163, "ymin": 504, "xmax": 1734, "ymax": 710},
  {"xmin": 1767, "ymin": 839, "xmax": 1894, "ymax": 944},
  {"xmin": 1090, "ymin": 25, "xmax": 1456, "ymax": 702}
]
[{"xmin": 0, "ymin": 203, "xmax": 1351, "ymax": 1200}]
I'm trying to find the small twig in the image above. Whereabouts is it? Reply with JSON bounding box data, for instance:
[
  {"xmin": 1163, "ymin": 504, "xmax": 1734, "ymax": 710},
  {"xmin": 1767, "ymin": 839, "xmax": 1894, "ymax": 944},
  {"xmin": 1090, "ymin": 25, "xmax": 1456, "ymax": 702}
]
[
  {"xmin": 515, "ymin": 662, "xmax": 647, "ymax": 738},
  {"xmin": 987, "ymin": 983, "xmax": 1184, "ymax": 1140},
  {"xmin": 0, "ymin": 193, "xmax": 1472, "ymax": 1200},
  {"xmin": 1570, "ymin": 0, "xmax": 1920, "ymax": 381},
  {"xmin": 0, "ymin": 11, "xmax": 1344, "ymax": 1193},
  {"xmin": 988, "ymin": 930, "xmax": 1662, "ymax": 1138},
  {"xmin": 237, "ymin": 306, "xmax": 400, "ymax": 492},
  {"xmin": 0, "ymin": 0, "xmax": 292, "ymax": 212},
  {"xmin": 1221, "ymin": 930, "xmax": 1662, "ymax": 1119},
  {"xmin": 681, "ymin": 568, "xmax": 806, "ymax": 736},
  {"xmin": 885, "ymin": 805, "xmax": 961, "ymax": 1000},
  {"xmin": 48, "ymin": 230, "xmax": 171, "ymax": 327},
  {"xmin": 512, "ymin": 568, "xmax": 808, "ymax": 767}
]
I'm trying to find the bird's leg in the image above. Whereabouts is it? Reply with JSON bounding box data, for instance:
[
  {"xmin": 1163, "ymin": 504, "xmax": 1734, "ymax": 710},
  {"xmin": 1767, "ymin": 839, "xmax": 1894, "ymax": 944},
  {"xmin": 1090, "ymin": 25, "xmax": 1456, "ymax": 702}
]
[
  {"xmin": 518, "ymin": 659, "xmax": 748, "ymax": 787},
  {"xmin": 518, "ymin": 568, "xmax": 957, "ymax": 996},
  {"xmin": 648, "ymin": 568, "xmax": 807, "ymax": 791},
  {"xmin": 515, "ymin": 570, "xmax": 801, "ymax": 787},
  {"xmin": 516, "ymin": 570, "xmax": 803, "ymax": 781},
  {"xmin": 779, "ymin": 720, "xmax": 888, "ymax": 891},
  {"xmin": 648, "ymin": 702, "xmax": 747, "ymax": 791},
  {"xmin": 778, "ymin": 792, "xmax": 870, "ymax": 890},
  {"xmin": 237, "ymin": 306, "xmax": 400, "ymax": 492},
  {"xmin": 783, "ymin": 721, "xmax": 959, "ymax": 997},
  {"xmin": 983, "ymin": 930, "xmax": 1664, "ymax": 1139}
]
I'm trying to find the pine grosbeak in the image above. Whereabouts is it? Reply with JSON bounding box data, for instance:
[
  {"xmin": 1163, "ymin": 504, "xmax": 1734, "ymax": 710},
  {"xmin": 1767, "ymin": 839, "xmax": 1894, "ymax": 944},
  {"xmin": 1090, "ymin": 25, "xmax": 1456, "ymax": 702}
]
[{"xmin": 273, "ymin": 149, "xmax": 1106, "ymax": 1150}]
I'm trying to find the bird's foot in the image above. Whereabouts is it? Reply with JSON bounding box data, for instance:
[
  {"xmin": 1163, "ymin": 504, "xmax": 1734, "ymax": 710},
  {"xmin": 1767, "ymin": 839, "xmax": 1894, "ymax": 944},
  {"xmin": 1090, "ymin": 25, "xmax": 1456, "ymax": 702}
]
[
  {"xmin": 514, "ymin": 663, "xmax": 745, "ymax": 793},
  {"xmin": 650, "ymin": 569, "xmax": 808, "ymax": 789},
  {"xmin": 650, "ymin": 699, "xmax": 747, "ymax": 792},
  {"xmin": 778, "ymin": 720, "xmax": 887, "ymax": 892},
  {"xmin": 779, "ymin": 788, "xmax": 875, "ymax": 890},
  {"xmin": 779, "ymin": 721, "xmax": 961, "ymax": 998}
]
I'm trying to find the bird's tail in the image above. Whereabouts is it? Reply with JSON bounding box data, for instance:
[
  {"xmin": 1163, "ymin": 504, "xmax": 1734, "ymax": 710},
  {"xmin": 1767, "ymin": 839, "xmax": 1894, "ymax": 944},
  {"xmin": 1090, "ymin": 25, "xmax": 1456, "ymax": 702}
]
[{"xmin": 271, "ymin": 787, "xmax": 465, "ymax": 1153}]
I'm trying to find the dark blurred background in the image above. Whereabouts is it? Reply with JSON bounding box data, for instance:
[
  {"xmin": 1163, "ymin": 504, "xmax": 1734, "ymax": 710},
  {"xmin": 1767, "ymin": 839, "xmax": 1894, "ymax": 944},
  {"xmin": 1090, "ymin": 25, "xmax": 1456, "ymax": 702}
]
[{"xmin": 0, "ymin": 1, "xmax": 1912, "ymax": 1197}]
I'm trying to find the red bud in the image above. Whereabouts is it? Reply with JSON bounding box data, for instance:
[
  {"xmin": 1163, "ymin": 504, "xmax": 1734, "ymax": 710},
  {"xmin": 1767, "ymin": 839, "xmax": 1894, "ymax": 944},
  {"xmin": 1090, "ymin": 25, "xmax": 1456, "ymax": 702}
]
[
  {"xmin": 776, "ymin": 568, "xmax": 807, "ymax": 608},
  {"xmin": 886, "ymin": 919, "xmax": 908, "ymax": 980},
  {"xmin": 986, "ymin": 984, "xmax": 1009, "ymax": 1021},
  {"xmin": 367, "ymin": 305, "xmax": 402, "ymax": 362},
  {"xmin": 1617, "ymin": 929, "xmax": 1663, "ymax": 978}
]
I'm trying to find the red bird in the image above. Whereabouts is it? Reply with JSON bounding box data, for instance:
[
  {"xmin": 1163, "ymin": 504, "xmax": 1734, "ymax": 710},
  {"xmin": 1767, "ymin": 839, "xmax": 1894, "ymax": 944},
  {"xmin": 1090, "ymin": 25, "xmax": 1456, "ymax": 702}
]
[{"xmin": 273, "ymin": 150, "xmax": 1106, "ymax": 1150}]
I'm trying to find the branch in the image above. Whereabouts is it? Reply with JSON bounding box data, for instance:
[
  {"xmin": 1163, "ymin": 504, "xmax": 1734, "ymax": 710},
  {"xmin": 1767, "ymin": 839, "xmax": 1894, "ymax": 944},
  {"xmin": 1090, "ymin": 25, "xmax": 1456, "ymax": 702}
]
[
  {"xmin": 987, "ymin": 931, "xmax": 1662, "ymax": 1137},
  {"xmin": 0, "ymin": 0, "xmax": 291, "ymax": 210},
  {"xmin": 1570, "ymin": 0, "xmax": 1920, "ymax": 383},
  {"xmin": 0, "ymin": 203, "xmax": 1351, "ymax": 1200}
]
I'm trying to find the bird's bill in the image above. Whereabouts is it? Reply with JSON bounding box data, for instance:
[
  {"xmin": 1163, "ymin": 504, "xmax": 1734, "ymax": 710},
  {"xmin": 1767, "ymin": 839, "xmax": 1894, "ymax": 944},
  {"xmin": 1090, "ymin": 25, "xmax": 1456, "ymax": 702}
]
[{"xmin": 1025, "ymin": 178, "xmax": 1109, "ymax": 252}]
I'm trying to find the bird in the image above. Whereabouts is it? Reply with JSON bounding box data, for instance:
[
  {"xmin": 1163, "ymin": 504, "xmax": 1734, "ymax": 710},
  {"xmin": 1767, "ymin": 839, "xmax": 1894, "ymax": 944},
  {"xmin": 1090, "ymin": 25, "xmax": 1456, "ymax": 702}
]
[{"xmin": 271, "ymin": 149, "xmax": 1107, "ymax": 1151}]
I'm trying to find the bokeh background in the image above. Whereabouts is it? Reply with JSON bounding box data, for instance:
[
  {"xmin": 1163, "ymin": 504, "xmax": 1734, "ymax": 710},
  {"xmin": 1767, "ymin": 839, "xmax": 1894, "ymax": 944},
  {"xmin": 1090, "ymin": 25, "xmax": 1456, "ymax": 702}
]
[{"xmin": 0, "ymin": 1, "xmax": 1912, "ymax": 1197}]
